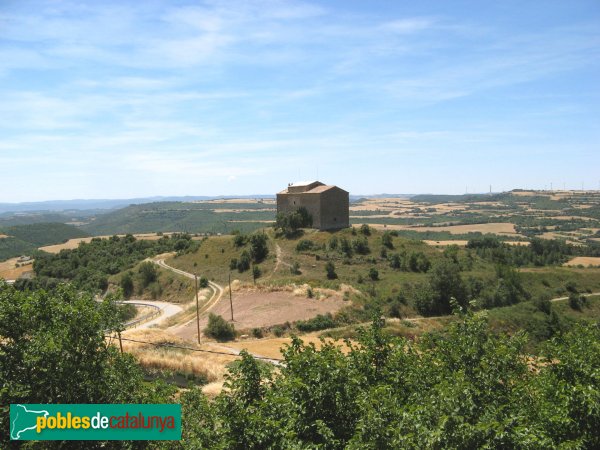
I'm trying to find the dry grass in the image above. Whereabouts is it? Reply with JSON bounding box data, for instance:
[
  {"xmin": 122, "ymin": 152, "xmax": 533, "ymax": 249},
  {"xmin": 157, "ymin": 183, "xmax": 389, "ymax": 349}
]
[
  {"xmin": 202, "ymin": 381, "xmax": 225, "ymax": 398},
  {"xmin": 565, "ymin": 257, "xmax": 600, "ymax": 267},
  {"xmin": 0, "ymin": 257, "xmax": 33, "ymax": 280},
  {"xmin": 118, "ymin": 328, "xmax": 234, "ymax": 382},
  {"xmin": 223, "ymin": 335, "xmax": 351, "ymax": 360},
  {"xmin": 38, "ymin": 233, "xmax": 174, "ymax": 253},
  {"xmin": 0, "ymin": 234, "xmax": 8, "ymax": 239},
  {"xmin": 368, "ymin": 222, "xmax": 518, "ymax": 235}
]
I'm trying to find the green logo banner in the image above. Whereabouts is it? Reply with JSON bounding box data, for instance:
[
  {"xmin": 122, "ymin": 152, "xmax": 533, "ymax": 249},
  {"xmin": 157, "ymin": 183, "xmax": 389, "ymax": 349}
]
[{"xmin": 10, "ymin": 404, "xmax": 181, "ymax": 441}]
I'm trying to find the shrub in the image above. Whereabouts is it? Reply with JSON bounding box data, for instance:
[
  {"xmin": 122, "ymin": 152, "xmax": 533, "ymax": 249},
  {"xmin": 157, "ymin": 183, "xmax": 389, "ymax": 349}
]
[
  {"xmin": 325, "ymin": 262, "xmax": 337, "ymax": 280},
  {"xmin": 352, "ymin": 237, "xmax": 370, "ymax": 255},
  {"xmin": 252, "ymin": 328, "xmax": 263, "ymax": 339},
  {"xmin": 272, "ymin": 326, "xmax": 285, "ymax": 337},
  {"xmin": 120, "ymin": 272, "xmax": 134, "ymax": 298},
  {"xmin": 290, "ymin": 262, "xmax": 301, "ymax": 275},
  {"xmin": 138, "ymin": 261, "xmax": 158, "ymax": 288},
  {"xmin": 199, "ymin": 276, "xmax": 209, "ymax": 288},
  {"xmin": 296, "ymin": 240, "xmax": 316, "ymax": 252},
  {"xmin": 296, "ymin": 313, "xmax": 336, "ymax": 332},
  {"xmin": 368, "ymin": 268, "xmax": 379, "ymax": 281},
  {"xmin": 204, "ymin": 313, "xmax": 236, "ymax": 341},
  {"xmin": 360, "ymin": 224, "xmax": 371, "ymax": 236}
]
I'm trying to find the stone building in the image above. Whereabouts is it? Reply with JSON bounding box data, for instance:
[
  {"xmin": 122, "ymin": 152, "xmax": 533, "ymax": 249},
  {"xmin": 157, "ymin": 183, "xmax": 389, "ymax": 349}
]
[{"xmin": 276, "ymin": 181, "xmax": 349, "ymax": 230}]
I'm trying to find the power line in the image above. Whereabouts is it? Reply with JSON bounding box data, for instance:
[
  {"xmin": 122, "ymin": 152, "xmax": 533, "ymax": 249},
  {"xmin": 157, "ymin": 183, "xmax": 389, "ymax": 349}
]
[{"xmin": 106, "ymin": 335, "xmax": 283, "ymax": 363}]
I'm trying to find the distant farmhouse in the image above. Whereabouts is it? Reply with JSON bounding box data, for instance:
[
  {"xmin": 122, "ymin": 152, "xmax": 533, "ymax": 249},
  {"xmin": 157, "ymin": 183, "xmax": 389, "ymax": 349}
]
[{"xmin": 277, "ymin": 181, "xmax": 349, "ymax": 230}]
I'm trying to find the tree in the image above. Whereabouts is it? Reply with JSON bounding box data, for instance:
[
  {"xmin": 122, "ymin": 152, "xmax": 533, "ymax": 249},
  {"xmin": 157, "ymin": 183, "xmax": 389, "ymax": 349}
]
[
  {"xmin": 252, "ymin": 265, "xmax": 261, "ymax": 283},
  {"xmin": 368, "ymin": 267, "xmax": 379, "ymax": 281},
  {"xmin": 249, "ymin": 233, "xmax": 269, "ymax": 262},
  {"xmin": 199, "ymin": 276, "xmax": 209, "ymax": 288},
  {"xmin": 416, "ymin": 260, "xmax": 466, "ymax": 316},
  {"xmin": 138, "ymin": 261, "xmax": 158, "ymax": 288},
  {"xmin": 0, "ymin": 283, "xmax": 173, "ymax": 448},
  {"xmin": 325, "ymin": 261, "xmax": 337, "ymax": 280},
  {"xmin": 274, "ymin": 207, "xmax": 313, "ymax": 237},
  {"xmin": 120, "ymin": 271, "xmax": 134, "ymax": 298},
  {"xmin": 381, "ymin": 231, "xmax": 394, "ymax": 249},
  {"xmin": 204, "ymin": 313, "xmax": 236, "ymax": 341}
]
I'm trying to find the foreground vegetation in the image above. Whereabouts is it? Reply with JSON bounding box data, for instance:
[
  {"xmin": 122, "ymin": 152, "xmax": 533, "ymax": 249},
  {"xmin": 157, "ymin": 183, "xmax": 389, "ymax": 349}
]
[{"xmin": 1, "ymin": 282, "xmax": 599, "ymax": 449}]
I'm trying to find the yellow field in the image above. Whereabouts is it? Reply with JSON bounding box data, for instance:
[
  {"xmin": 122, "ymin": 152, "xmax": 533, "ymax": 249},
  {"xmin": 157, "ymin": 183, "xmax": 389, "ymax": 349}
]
[
  {"xmin": 0, "ymin": 234, "xmax": 8, "ymax": 239},
  {"xmin": 565, "ymin": 257, "xmax": 600, "ymax": 267},
  {"xmin": 0, "ymin": 257, "xmax": 33, "ymax": 280},
  {"xmin": 223, "ymin": 335, "xmax": 351, "ymax": 360},
  {"xmin": 368, "ymin": 222, "xmax": 518, "ymax": 235},
  {"xmin": 38, "ymin": 233, "xmax": 173, "ymax": 253}
]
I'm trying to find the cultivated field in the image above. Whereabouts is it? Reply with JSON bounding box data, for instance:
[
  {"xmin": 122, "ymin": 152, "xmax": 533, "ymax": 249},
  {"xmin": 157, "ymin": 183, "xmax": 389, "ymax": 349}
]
[
  {"xmin": 0, "ymin": 257, "xmax": 33, "ymax": 280},
  {"xmin": 171, "ymin": 287, "xmax": 346, "ymax": 341},
  {"xmin": 565, "ymin": 256, "xmax": 600, "ymax": 267}
]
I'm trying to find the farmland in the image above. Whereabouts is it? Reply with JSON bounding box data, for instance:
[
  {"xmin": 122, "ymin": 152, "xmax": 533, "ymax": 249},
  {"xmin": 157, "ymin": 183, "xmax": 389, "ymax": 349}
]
[{"xmin": 2, "ymin": 190, "xmax": 600, "ymax": 448}]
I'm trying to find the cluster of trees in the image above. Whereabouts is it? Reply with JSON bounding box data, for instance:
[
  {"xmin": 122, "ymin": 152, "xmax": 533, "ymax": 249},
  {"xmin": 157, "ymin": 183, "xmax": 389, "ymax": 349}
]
[
  {"xmin": 467, "ymin": 235, "xmax": 578, "ymax": 266},
  {"xmin": 27, "ymin": 234, "xmax": 199, "ymax": 292},
  {"xmin": 388, "ymin": 250, "xmax": 431, "ymax": 272},
  {"xmin": 178, "ymin": 313, "xmax": 600, "ymax": 449},
  {"xmin": 230, "ymin": 232, "xmax": 269, "ymax": 274},
  {"xmin": 120, "ymin": 261, "xmax": 164, "ymax": 299},
  {"xmin": 0, "ymin": 283, "xmax": 174, "ymax": 449},
  {"xmin": 274, "ymin": 207, "xmax": 313, "ymax": 237},
  {"xmin": 415, "ymin": 257, "xmax": 529, "ymax": 316}
]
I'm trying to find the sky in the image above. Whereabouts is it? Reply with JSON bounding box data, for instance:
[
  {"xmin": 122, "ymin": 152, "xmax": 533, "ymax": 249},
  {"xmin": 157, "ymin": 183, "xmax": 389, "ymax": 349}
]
[{"xmin": 1, "ymin": 0, "xmax": 599, "ymax": 202}]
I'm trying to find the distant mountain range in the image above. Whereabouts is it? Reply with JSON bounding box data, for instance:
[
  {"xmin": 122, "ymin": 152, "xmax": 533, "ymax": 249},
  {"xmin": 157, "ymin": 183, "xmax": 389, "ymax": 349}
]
[{"xmin": 0, "ymin": 194, "xmax": 417, "ymax": 215}]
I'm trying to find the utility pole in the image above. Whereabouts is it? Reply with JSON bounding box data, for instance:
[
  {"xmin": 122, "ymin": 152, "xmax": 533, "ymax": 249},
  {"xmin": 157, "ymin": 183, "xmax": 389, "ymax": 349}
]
[
  {"xmin": 117, "ymin": 330, "xmax": 123, "ymax": 354},
  {"xmin": 195, "ymin": 274, "xmax": 200, "ymax": 344},
  {"xmin": 229, "ymin": 272, "xmax": 234, "ymax": 321}
]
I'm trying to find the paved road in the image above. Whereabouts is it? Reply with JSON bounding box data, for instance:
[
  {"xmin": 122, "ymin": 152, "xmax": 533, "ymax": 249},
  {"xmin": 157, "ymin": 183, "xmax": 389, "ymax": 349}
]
[{"xmin": 120, "ymin": 299, "xmax": 183, "ymax": 329}]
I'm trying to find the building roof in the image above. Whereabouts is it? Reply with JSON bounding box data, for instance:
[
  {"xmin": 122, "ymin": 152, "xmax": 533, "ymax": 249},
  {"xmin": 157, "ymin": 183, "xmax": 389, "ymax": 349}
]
[
  {"xmin": 289, "ymin": 180, "xmax": 319, "ymax": 187},
  {"xmin": 278, "ymin": 184, "xmax": 348, "ymax": 195},
  {"xmin": 305, "ymin": 185, "xmax": 337, "ymax": 193}
]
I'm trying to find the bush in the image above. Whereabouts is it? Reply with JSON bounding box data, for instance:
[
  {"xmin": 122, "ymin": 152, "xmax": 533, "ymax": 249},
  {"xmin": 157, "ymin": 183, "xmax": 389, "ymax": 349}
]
[
  {"xmin": 138, "ymin": 261, "xmax": 158, "ymax": 288},
  {"xmin": 237, "ymin": 251, "xmax": 251, "ymax": 273},
  {"xmin": 296, "ymin": 240, "xmax": 316, "ymax": 252},
  {"xmin": 252, "ymin": 328, "xmax": 263, "ymax": 338},
  {"xmin": 352, "ymin": 237, "xmax": 370, "ymax": 255},
  {"xmin": 233, "ymin": 233, "xmax": 247, "ymax": 248},
  {"xmin": 120, "ymin": 272, "xmax": 134, "ymax": 298},
  {"xmin": 252, "ymin": 265, "xmax": 261, "ymax": 282},
  {"xmin": 199, "ymin": 276, "xmax": 209, "ymax": 288},
  {"xmin": 272, "ymin": 326, "xmax": 285, "ymax": 337},
  {"xmin": 204, "ymin": 313, "xmax": 236, "ymax": 341},
  {"xmin": 296, "ymin": 313, "xmax": 337, "ymax": 332},
  {"xmin": 325, "ymin": 262, "xmax": 337, "ymax": 280},
  {"xmin": 368, "ymin": 267, "xmax": 379, "ymax": 281},
  {"xmin": 290, "ymin": 262, "xmax": 301, "ymax": 275},
  {"xmin": 360, "ymin": 224, "xmax": 371, "ymax": 236}
]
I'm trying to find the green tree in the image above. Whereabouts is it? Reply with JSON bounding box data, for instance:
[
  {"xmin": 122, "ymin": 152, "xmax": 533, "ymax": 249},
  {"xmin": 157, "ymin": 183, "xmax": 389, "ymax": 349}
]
[
  {"xmin": 0, "ymin": 282, "xmax": 173, "ymax": 448},
  {"xmin": 120, "ymin": 271, "xmax": 134, "ymax": 298},
  {"xmin": 325, "ymin": 261, "xmax": 337, "ymax": 280},
  {"xmin": 138, "ymin": 261, "xmax": 158, "ymax": 288},
  {"xmin": 204, "ymin": 313, "xmax": 236, "ymax": 341},
  {"xmin": 249, "ymin": 233, "xmax": 269, "ymax": 262}
]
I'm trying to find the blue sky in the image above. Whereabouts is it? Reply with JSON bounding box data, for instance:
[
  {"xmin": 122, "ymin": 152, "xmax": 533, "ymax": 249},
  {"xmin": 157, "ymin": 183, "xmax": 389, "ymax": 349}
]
[{"xmin": 1, "ymin": 0, "xmax": 599, "ymax": 202}]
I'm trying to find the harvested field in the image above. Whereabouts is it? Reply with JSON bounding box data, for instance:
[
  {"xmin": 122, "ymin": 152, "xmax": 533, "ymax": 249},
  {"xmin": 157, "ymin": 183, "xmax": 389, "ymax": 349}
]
[
  {"xmin": 172, "ymin": 288, "xmax": 346, "ymax": 341},
  {"xmin": 0, "ymin": 257, "xmax": 33, "ymax": 280},
  {"xmin": 368, "ymin": 222, "xmax": 518, "ymax": 235},
  {"xmin": 424, "ymin": 240, "xmax": 470, "ymax": 247},
  {"xmin": 0, "ymin": 234, "xmax": 8, "ymax": 239},
  {"xmin": 223, "ymin": 335, "xmax": 351, "ymax": 360},
  {"xmin": 214, "ymin": 208, "xmax": 275, "ymax": 213},
  {"xmin": 38, "ymin": 233, "xmax": 174, "ymax": 253},
  {"xmin": 565, "ymin": 257, "xmax": 600, "ymax": 267}
]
